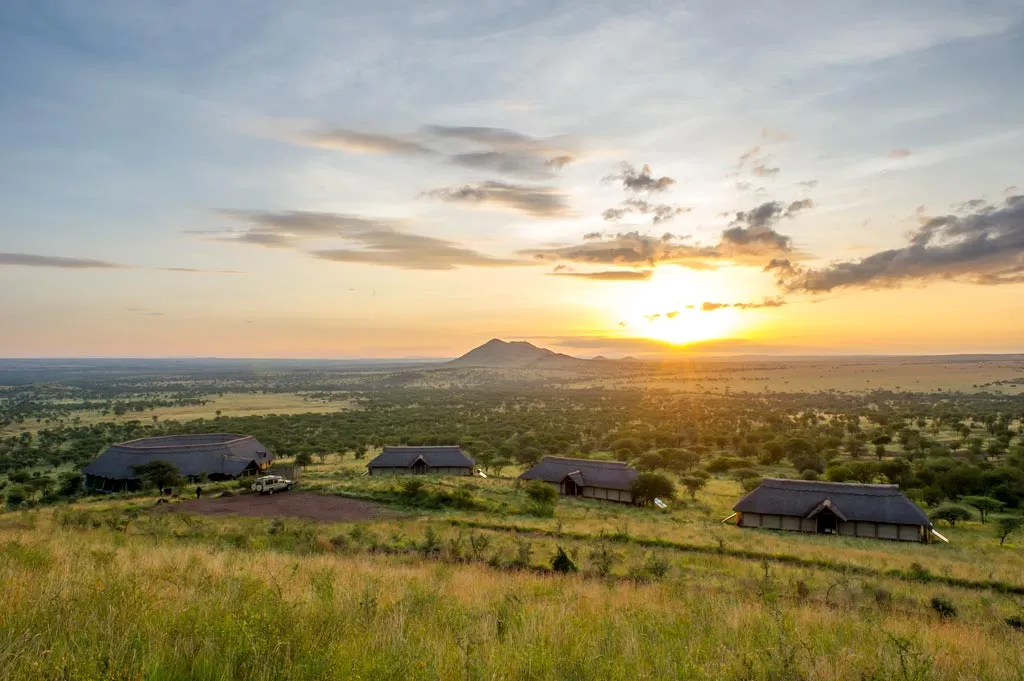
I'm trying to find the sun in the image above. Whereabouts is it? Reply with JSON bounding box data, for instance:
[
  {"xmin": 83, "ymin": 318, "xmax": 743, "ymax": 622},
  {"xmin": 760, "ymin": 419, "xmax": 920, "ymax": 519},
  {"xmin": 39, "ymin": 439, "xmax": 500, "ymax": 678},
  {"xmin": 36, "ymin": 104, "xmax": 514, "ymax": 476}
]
[{"xmin": 642, "ymin": 308, "xmax": 741, "ymax": 345}]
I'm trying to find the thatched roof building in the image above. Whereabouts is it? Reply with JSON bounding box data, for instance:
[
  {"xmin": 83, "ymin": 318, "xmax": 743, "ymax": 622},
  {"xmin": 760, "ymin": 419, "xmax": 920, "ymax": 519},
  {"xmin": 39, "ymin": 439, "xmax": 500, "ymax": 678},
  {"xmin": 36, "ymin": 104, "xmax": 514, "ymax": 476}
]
[
  {"xmin": 367, "ymin": 446, "xmax": 475, "ymax": 476},
  {"xmin": 733, "ymin": 478, "xmax": 931, "ymax": 542},
  {"xmin": 519, "ymin": 456, "xmax": 639, "ymax": 503},
  {"xmin": 83, "ymin": 433, "xmax": 273, "ymax": 491}
]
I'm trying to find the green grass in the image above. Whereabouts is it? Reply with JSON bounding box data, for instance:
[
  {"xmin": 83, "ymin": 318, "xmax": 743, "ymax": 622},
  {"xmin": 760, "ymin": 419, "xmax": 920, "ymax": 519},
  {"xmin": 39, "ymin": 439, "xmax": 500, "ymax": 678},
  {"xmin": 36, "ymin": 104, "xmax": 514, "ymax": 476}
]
[{"xmin": 3, "ymin": 506, "xmax": 1024, "ymax": 681}]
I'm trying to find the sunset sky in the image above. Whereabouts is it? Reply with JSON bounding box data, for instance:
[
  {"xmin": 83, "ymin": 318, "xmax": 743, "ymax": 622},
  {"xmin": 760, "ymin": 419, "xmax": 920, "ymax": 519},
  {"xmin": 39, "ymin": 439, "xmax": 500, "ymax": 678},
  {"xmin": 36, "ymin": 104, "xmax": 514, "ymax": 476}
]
[{"xmin": 2, "ymin": 1, "xmax": 1023, "ymax": 358}]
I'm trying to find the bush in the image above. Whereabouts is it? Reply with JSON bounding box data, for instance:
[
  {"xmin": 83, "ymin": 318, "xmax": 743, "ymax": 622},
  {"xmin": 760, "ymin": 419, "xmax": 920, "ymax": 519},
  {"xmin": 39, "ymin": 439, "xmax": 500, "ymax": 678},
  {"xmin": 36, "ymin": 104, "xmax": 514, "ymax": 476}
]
[
  {"xmin": 524, "ymin": 480, "xmax": 557, "ymax": 504},
  {"xmin": 800, "ymin": 469, "xmax": 820, "ymax": 481},
  {"xmin": 930, "ymin": 596, "xmax": 957, "ymax": 620},
  {"xmin": 631, "ymin": 472, "xmax": 676, "ymax": 506},
  {"xmin": 550, "ymin": 546, "xmax": 577, "ymax": 573},
  {"xmin": 1006, "ymin": 615, "xmax": 1024, "ymax": 630},
  {"xmin": 294, "ymin": 452, "xmax": 314, "ymax": 467},
  {"xmin": 400, "ymin": 478, "xmax": 426, "ymax": 498},
  {"xmin": 5, "ymin": 484, "xmax": 28, "ymax": 508},
  {"xmin": 740, "ymin": 476, "xmax": 762, "ymax": 493}
]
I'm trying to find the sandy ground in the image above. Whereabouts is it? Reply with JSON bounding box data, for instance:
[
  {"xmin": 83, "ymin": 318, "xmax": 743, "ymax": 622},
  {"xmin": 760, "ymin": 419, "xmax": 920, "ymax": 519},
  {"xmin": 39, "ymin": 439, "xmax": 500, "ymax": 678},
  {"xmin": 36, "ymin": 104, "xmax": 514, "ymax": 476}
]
[{"xmin": 156, "ymin": 491, "xmax": 383, "ymax": 522}]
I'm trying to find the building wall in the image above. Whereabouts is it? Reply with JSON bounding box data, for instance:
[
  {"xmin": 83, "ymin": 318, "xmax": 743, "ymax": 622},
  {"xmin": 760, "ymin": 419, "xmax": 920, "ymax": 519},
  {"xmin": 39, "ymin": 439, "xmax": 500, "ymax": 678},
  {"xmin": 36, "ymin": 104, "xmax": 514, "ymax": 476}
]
[
  {"xmin": 739, "ymin": 513, "xmax": 923, "ymax": 542},
  {"xmin": 560, "ymin": 484, "xmax": 631, "ymax": 503}
]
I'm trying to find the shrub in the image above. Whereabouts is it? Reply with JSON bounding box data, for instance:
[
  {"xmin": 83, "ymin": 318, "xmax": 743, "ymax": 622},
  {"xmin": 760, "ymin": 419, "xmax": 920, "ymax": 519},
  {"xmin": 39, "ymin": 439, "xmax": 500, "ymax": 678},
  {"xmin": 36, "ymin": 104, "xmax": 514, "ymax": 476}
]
[
  {"xmin": 550, "ymin": 546, "xmax": 577, "ymax": 573},
  {"xmin": 631, "ymin": 472, "xmax": 676, "ymax": 506},
  {"xmin": 800, "ymin": 469, "xmax": 820, "ymax": 481},
  {"xmin": 524, "ymin": 480, "xmax": 557, "ymax": 504},
  {"xmin": 1006, "ymin": 615, "xmax": 1024, "ymax": 631},
  {"xmin": 5, "ymin": 484, "xmax": 28, "ymax": 508},
  {"xmin": 740, "ymin": 476, "xmax": 763, "ymax": 493},
  {"xmin": 294, "ymin": 452, "xmax": 314, "ymax": 466},
  {"xmin": 589, "ymin": 543, "xmax": 619, "ymax": 577},
  {"xmin": 930, "ymin": 596, "xmax": 957, "ymax": 620},
  {"xmin": 400, "ymin": 478, "xmax": 426, "ymax": 498},
  {"xmin": 680, "ymin": 476, "xmax": 706, "ymax": 501},
  {"xmin": 524, "ymin": 501, "xmax": 555, "ymax": 518}
]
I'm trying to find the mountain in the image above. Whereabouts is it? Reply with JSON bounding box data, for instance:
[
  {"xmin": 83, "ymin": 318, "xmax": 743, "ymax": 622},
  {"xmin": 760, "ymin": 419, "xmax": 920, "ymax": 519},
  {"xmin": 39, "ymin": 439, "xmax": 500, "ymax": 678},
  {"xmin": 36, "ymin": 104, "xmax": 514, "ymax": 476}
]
[{"xmin": 446, "ymin": 339, "xmax": 586, "ymax": 369}]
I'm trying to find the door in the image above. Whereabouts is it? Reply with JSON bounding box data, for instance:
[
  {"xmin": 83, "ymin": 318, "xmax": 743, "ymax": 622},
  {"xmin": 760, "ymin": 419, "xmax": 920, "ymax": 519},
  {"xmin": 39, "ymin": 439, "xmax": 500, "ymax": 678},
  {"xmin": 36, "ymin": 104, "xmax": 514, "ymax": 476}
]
[
  {"xmin": 413, "ymin": 461, "xmax": 427, "ymax": 475},
  {"xmin": 563, "ymin": 479, "xmax": 581, "ymax": 496},
  {"xmin": 816, "ymin": 510, "xmax": 838, "ymax": 534}
]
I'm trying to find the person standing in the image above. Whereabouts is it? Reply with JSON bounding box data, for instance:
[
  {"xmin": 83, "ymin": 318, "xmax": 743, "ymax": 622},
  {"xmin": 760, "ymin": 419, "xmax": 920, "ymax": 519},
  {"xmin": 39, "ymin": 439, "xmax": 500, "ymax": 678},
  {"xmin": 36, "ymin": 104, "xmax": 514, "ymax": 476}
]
[{"xmin": 195, "ymin": 485, "xmax": 202, "ymax": 499}]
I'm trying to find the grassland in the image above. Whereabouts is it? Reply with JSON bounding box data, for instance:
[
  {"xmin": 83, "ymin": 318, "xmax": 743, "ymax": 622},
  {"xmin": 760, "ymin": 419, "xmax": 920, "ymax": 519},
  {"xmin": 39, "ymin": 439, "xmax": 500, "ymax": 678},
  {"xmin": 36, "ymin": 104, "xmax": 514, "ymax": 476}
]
[
  {"xmin": 3, "ymin": 460, "xmax": 1023, "ymax": 681},
  {"xmin": 1, "ymin": 392, "xmax": 353, "ymax": 437}
]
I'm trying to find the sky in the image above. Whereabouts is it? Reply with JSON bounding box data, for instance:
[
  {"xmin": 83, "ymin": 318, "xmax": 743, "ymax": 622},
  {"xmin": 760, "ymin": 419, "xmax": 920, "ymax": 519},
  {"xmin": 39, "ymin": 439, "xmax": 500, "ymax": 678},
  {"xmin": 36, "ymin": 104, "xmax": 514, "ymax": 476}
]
[{"xmin": 1, "ymin": 0, "xmax": 1023, "ymax": 358}]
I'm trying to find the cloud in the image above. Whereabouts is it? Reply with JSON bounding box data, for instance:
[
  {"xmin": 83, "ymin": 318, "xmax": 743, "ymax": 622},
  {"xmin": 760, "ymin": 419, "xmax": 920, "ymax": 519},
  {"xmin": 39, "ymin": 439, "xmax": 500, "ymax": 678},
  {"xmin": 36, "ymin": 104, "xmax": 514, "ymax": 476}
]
[
  {"xmin": 290, "ymin": 128, "xmax": 436, "ymax": 156},
  {"xmin": 212, "ymin": 210, "xmax": 522, "ymax": 271},
  {"xmin": 604, "ymin": 163, "xmax": 676, "ymax": 193},
  {"xmin": 522, "ymin": 231, "xmax": 719, "ymax": 270},
  {"xmin": 767, "ymin": 195, "xmax": 1024, "ymax": 292},
  {"xmin": 737, "ymin": 146, "xmax": 781, "ymax": 178},
  {"xmin": 888, "ymin": 148, "xmax": 913, "ymax": 159},
  {"xmin": 549, "ymin": 269, "xmax": 653, "ymax": 281},
  {"xmin": 604, "ymin": 197, "xmax": 690, "ymax": 225},
  {"xmin": 278, "ymin": 122, "xmax": 577, "ymax": 178},
  {"xmin": 0, "ymin": 253, "xmax": 126, "ymax": 269},
  {"xmin": 524, "ymin": 205, "xmax": 798, "ymax": 270},
  {"xmin": 700, "ymin": 298, "xmax": 786, "ymax": 311},
  {"xmin": 797, "ymin": 180, "xmax": 819, "ymax": 189},
  {"xmin": 421, "ymin": 181, "xmax": 572, "ymax": 218},
  {"xmin": 761, "ymin": 128, "xmax": 792, "ymax": 142},
  {"xmin": 0, "ymin": 253, "xmax": 239, "ymax": 274}
]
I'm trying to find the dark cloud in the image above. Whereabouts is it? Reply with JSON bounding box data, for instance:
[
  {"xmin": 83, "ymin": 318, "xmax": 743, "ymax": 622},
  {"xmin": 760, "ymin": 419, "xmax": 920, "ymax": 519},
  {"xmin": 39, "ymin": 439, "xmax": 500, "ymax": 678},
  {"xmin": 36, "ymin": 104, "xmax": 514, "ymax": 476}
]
[
  {"xmin": 449, "ymin": 151, "xmax": 554, "ymax": 177},
  {"xmin": 604, "ymin": 163, "xmax": 676, "ymax": 193},
  {"xmin": 0, "ymin": 253, "xmax": 126, "ymax": 269},
  {"xmin": 550, "ymin": 269, "xmax": 653, "ymax": 281},
  {"xmin": 583, "ymin": 232, "xmax": 603, "ymax": 241},
  {"xmin": 602, "ymin": 199, "xmax": 687, "ymax": 224},
  {"xmin": 716, "ymin": 199, "xmax": 811, "ymax": 258},
  {"xmin": 293, "ymin": 128, "xmax": 436, "ymax": 156},
  {"xmin": 888, "ymin": 148, "xmax": 913, "ymax": 159},
  {"xmin": 546, "ymin": 155, "xmax": 574, "ymax": 170},
  {"xmin": 213, "ymin": 210, "xmax": 522, "ymax": 271},
  {"xmin": 521, "ymin": 231, "xmax": 719, "ymax": 270},
  {"xmin": 768, "ymin": 195, "xmax": 1024, "ymax": 292},
  {"xmin": 421, "ymin": 181, "xmax": 572, "ymax": 218},
  {"xmin": 602, "ymin": 207, "xmax": 629, "ymax": 221}
]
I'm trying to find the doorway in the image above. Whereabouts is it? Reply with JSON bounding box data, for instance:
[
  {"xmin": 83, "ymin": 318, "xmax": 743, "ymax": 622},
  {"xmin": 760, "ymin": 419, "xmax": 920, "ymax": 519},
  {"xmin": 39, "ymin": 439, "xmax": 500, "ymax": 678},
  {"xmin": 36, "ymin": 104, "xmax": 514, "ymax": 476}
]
[{"xmin": 816, "ymin": 510, "xmax": 839, "ymax": 534}]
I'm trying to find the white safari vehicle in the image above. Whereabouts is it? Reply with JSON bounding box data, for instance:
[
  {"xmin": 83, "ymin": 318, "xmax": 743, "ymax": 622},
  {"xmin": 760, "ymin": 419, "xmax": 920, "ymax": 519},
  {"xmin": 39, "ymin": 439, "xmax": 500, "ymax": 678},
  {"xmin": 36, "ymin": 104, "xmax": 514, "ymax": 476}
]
[{"xmin": 251, "ymin": 475, "xmax": 293, "ymax": 495}]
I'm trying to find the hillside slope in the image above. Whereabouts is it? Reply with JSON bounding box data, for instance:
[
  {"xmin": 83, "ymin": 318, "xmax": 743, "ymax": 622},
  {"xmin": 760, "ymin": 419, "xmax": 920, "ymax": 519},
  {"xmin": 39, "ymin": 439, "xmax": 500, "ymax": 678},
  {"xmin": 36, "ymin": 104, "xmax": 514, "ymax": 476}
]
[{"xmin": 446, "ymin": 338, "xmax": 586, "ymax": 369}]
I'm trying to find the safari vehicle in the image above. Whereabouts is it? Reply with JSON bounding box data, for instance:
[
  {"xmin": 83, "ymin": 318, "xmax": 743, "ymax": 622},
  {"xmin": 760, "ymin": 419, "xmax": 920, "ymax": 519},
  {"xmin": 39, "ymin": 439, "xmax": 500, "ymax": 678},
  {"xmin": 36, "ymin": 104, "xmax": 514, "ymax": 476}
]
[{"xmin": 251, "ymin": 475, "xmax": 293, "ymax": 495}]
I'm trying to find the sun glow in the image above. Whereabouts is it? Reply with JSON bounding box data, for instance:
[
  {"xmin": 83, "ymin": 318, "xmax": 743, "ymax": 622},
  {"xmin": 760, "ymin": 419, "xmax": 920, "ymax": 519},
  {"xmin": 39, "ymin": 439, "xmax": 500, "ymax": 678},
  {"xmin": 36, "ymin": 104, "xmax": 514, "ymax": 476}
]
[{"xmin": 608, "ymin": 267, "xmax": 748, "ymax": 346}]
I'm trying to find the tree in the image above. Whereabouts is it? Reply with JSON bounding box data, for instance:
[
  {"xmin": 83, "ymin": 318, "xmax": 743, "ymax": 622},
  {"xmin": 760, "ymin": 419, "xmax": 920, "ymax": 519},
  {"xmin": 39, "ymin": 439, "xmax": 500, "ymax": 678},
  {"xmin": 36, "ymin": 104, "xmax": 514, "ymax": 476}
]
[
  {"xmin": 294, "ymin": 451, "xmax": 314, "ymax": 467},
  {"xmin": 680, "ymin": 475, "xmax": 707, "ymax": 501},
  {"xmin": 5, "ymin": 484, "xmax": 28, "ymax": 508},
  {"xmin": 131, "ymin": 460, "xmax": 183, "ymax": 490},
  {"xmin": 962, "ymin": 496, "xmax": 1004, "ymax": 524},
  {"xmin": 996, "ymin": 515, "xmax": 1023, "ymax": 545},
  {"xmin": 524, "ymin": 480, "xmax": 557, "ymax": 504},
  {"xmin": 929, "ymin": 504, "xmax": 973, "ymax": 528},
  {"xmin": 630, "ymin": 472, "xmax": 676, "ymax": 506},
  {"xmin": 634, "ymin": 452, "xmax": 664, "ymax": 472},
  {"xmin": 58, "ymin": 472, "xmax": 83, "ymax": 497}
]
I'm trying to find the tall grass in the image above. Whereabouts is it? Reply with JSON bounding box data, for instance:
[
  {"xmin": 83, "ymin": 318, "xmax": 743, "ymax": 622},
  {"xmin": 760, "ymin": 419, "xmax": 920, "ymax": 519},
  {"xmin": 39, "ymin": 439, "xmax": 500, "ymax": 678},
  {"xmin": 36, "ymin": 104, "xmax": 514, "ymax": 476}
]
[{"xmin": 2, "ymin": 512, "xmax": 1023, "ymax": 680}]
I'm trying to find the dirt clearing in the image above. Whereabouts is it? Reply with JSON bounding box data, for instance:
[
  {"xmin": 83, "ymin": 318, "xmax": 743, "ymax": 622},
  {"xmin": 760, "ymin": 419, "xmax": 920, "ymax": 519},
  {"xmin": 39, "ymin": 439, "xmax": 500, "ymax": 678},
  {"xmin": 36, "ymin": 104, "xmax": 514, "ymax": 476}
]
[{"xmin": 157, "ymin": 492, "xmax": 383, "ymax": 522}]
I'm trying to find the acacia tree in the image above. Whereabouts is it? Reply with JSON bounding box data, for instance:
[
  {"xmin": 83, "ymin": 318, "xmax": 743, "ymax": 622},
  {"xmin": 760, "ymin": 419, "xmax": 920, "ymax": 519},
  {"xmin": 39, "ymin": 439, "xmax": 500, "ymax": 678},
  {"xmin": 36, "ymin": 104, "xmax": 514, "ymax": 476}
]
[
  {"xmin": 996, "ymin": 516, "xmax": 1023, "ymax": 546},
  {"xmin": 681, "ymin": 475, "xmax": 706, "ymax": 501},
  {"xmin": 962, "ymin": 496, "xmax": 1004, "ymax": 524},
  {"xmin": 131, "ymin": 460, "xmax": 183, "ymax": 490},
  {"xmin": 929, "ymin": 504, "xmax": 973, "ymax": 528}
]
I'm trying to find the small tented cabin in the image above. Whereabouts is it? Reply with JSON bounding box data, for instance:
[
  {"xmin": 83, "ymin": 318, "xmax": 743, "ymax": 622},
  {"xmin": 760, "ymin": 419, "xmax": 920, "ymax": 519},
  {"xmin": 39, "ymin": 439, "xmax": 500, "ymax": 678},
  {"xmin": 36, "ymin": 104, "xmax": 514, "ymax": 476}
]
[
  {"xmin": 519, "ymin": 456, "xmax": 639, "ymax": 503},
  {"xmin": 732, "ymin": 478, "xmax": 932, "ymax": 543},
  {"xmin": 366, "ymin": 446, "xmax": 475, "ymax": 476},
  {"xmin": 83, "ymin": 433, "xmax": 274, "ymax": 492}
]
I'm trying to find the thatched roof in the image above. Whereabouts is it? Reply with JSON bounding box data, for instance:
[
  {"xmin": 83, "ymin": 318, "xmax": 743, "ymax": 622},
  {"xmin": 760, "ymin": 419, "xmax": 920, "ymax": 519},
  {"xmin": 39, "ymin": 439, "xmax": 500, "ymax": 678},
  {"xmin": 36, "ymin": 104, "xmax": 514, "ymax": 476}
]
[
  {"xmin": 733, "ymin": 478, "xmax": 930, "ymax": 526},
  {"xmin": 519, "ymin": 456, "xmax": 639, "ymax": 491},
  {"xmin": 83, "ymin": 433, "xmax": 271, "ymax": 481},
  {"xmin": 367, "ymin": 446, "xmax": 475, "ymax": 469}
]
